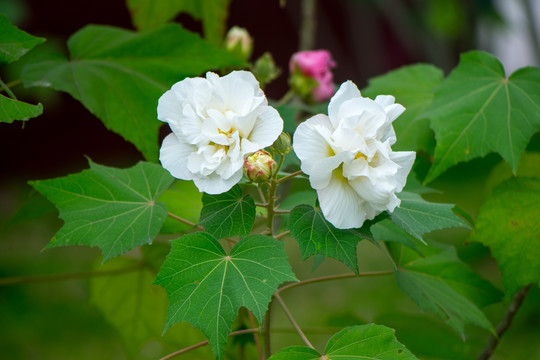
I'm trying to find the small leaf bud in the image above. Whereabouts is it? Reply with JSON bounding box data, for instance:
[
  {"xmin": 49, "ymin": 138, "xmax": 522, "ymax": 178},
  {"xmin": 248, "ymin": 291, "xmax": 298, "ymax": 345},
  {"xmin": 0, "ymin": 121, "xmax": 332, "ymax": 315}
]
[
  {"xmin": 225, "ymin": 26, "xmax": 253, "ymax": 61},
  {"xmin": 270, "ymin": 132, "xmax": 292, "ymax": 155}
]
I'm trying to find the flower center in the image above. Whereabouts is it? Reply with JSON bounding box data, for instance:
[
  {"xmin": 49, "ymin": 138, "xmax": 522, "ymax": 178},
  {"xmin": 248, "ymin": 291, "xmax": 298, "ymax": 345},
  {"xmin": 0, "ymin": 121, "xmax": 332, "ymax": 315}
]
[{"xmin": 354, "ymin": 151, "xmax": 367, "ymax": 161}]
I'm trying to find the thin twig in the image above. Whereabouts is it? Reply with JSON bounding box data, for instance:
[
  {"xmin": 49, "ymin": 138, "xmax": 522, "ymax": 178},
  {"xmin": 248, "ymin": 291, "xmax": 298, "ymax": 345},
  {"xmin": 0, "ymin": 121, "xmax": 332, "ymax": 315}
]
[
  {"xmin": 274, "ymin": 293, "xmax": 315, "ymax": 349},
  {"xmin": 277, "ymin": 270, "xmax": 393, "ymax": 294},
  {"xmin": 247, "ymin": 311, "xmax": 264, "ymax": 360},
  {"xmin": 299, "ymin": 0, "xmax": 317, "ymax": 50},
  {"xmin": 255, "ymin": 203, "xmax": 268, "ymax": 208},
  {"xmin": 277, "ymin": 170, "xmax": 304, "ymax": 184},
  {"xmin": 273, "ymin": 209, "xmax": 290, "ymax": 215},
  {"xmin": 0, "ymin": 262, "xmax": 145, "ymax": 286},
  {"xmin": 0, "ymin": 77, "xmax": 17, "ymax": 100},
  {"xmin": 478, "ymin": 284, "xmax": 533, "ymax": 360},
  {"xmin": 274, "ymin": 230, "xmax": 290, "ymax": 240},
  {"xmin": 167, "ymin": 212, "xmax": 204, "ymax": 230},
  {"xmin": 257, "ymin": 184, "xmax": 267, "ymax": 204},
  {"xmin": 159, "ymin": 328, "xmax": 260, "ymax": 360}
]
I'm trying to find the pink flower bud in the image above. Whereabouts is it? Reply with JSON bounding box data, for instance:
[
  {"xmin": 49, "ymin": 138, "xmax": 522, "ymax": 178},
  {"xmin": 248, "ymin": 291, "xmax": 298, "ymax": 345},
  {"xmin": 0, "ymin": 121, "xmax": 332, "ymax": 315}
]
[
  {"xmin": 244, "ymin": 150, "xmax": 276, "ymax": 183},
  {"xmin": 289, "ymin": 50, "xmax": 336, "ymax": 102}
]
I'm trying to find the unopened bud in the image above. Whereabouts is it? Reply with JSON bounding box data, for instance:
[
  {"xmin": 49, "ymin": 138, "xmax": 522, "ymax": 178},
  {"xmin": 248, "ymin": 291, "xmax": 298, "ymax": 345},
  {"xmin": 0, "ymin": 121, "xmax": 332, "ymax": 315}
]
[
  {"xmin": 225, "ymin": 26, "xmax": 253, "ymax": 60},
  {"xmin": 244, "ymin": 150, "xmax": 276, "ymax": 183},
  {"xmin": 270, "ymin": 132, "xmax": 292, "ymax": 155},
  {"xmin": 252, "ymin": 52, "xmax": 281, "ymax": 88},
  {"xmin": 288, "ymin": 49, "xmax": 336, "ymax": 103}
]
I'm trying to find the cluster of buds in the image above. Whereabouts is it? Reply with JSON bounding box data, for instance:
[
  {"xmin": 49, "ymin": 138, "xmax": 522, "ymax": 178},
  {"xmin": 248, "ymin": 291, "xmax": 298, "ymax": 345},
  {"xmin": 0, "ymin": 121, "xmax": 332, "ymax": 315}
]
[
  {"xmin": 244, "ymin": 150, "xmax": 276, "ymax": 183},
  {"xmin": 289, "ymin": 49, "xmax": 336, "ymax": 103}
]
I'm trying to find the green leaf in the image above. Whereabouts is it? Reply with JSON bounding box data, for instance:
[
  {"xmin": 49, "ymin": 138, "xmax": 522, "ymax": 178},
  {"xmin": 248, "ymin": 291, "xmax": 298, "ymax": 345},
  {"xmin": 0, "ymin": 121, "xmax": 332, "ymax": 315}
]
[
  {"xmin": 158, "ymin": 180, "xmax": 202, "ymax": 234},
  {"xmin": 126, "ymin": 0, "xmax": 231, "ymax": 44},
  {"xmin": 390, "ymin": 192, "xmax": 469, "ymax": 242},
  {"xmin": 269, "ymin": 324, "xmax": 418, "ymax": 360},
  {"xmin": 289, "ymin": 204, "xmax": 366, "ymax": 273},
  {"xmin": 363, "ymin": 64, "xmax": 443, "ymax": 152},
  {"xmin": 22, "ymin": 24, "xmax": 245, "ymax": 161},
  {"xmin": 422, "ymin": 50, "xmax": 540, "ymax": 183},
  {"xmin": 29, "ymin": 160, "xmax": 174, "ymax": 261},
  {"xmin": 391, "ymin": 243, "xmax": 501, "ymax": 336},
  {"xmin": 0, "ymin": 93, "xmax": 42, "ymax": 123},
  {"xmin": 199, "ymin": 185, "xmax": 256, "ymax": 238},
  {"xmin": 0, "ymin": 14, "xmax": 45, "ymax": 65},
  {"xmin": 371, "ymin": 219, "xmax": 422, "ymax": 255},
  {"xmin": 90, "ymin": 253, "xmax": 213, "ymax": 358},
  {"xmin": 155, "ymin": 233, "xmax": 297, "ymax": 360},
  {"xmin": 474, "ymin": 177, "xmax": 540, "ymax": 298}
]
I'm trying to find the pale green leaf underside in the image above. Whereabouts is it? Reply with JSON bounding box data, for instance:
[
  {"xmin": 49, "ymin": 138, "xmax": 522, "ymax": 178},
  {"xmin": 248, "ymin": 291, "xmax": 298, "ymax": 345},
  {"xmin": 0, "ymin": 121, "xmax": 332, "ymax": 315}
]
[
  {"xmin": 363, "ymin": 63, "xmax": 443, "ymax": 152},
  {"xmin": 423, "ymin": 50, "xmax": 540, "ymax": 183},
  {"xmin": 22, "ymin": 24, "xmax": 244, "ymax": 161},
  {"xmin": 29, "ymin": 160, "xmax": 174, "ymax": 261},
  {"xmin": 289, "ymin": 204, "xmax": 365, "ymax": 273},
  {"xmin": 0, "ymin": 14, "xmax": 45, "ymax": 65},
  {"xmin": 126, "ymin": 0, "xmax": 231, "ymax": 44},
  {"xmin": 199, "ymin": 185, "xmax": 256, "ymax": 238},
  {"xmin": 474, "ymin": 177, "xmax": 540, "ymax": 298},
  {"xmin": 155, "ymin": 233, "xmax": 297, "ymax": 360},
  {"xmin": 0, "ymin": 93, "xmax": 43, "ymax": 123},
  {"xmin": 269, "ymin": 324, "xmax": 418, "ymax": 359},
  {"xmin": 392, "ymin": 244, "xmax": 499, "ymax": 336},
  {"xmin": 390, "ymin": 192, "xmax": 469, "ymax": 242}
]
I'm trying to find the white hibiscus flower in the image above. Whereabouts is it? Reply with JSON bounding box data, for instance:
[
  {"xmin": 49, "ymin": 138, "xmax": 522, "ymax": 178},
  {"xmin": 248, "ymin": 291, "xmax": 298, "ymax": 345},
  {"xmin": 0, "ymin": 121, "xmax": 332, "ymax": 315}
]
[
  {"xmin": 293, "ymin": 80, "xmax": 416, "ymax": 229},
  {"xmin": 158, "ymin": 71, "xmax": 283, "ymax": 194}
]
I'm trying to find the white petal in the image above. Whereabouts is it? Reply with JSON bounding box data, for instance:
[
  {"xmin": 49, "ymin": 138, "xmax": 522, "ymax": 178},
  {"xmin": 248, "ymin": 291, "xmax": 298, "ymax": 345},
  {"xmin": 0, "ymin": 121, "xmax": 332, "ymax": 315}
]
[
  {"xmin": 193, "ymin": 168, "xmax": 243, "ymax": 195},
  {"xmin": 246, "ymin": 106, "xmax": 283, "ymax": 148},
  {"xmin": 309, "ymin": 151, "xmax": 353, "ymax": 189},
  {"xmin": 293, "ymin": 114, "xmax": 334, "ymax": 175},
  {"xmin": 328, "ymin": 81, "xmax": 362, "ymax": 128},
  {"xmin": 157, "ymin": 90, "xmax": 182, "ymax": 123},
  {"xmin": 159, "ymin": 133, "xmax": 196, "ymax": 181},
  {"xmin": 384, "ymin": 103, "xmax": 405, "ymax": 123},
  {"xmin": 374, "ymin": 95, "xmax": 395, "ymax": 108},
  {"xmin": 317, "ymin": 173, "xmax": 368, "ymax": 229},
  {"xmin": 389, "ymin": 151, "xmax": 416, "ymax": 192},
  {"xmin": 349, "ymin": 176, "xmax": 395, "ymax": 212}
]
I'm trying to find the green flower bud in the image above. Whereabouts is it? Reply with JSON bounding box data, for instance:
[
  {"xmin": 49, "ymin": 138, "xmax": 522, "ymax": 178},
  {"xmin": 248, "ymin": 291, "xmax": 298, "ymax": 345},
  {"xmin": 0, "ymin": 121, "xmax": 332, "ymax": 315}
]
[
  {"xmin": 252, "ymin": 52, "xmax": 281, "ymax": 88},
  {"xmin": 225, "ymin": 26, "xmax": 253, "ymax": 61},
  {"xmin": 244, "ymin": 150, "xmax": 276, "ymax": 183},
  {"xmin": 270, "ymin": 132, "xmax": 292, "ymax": 155}
]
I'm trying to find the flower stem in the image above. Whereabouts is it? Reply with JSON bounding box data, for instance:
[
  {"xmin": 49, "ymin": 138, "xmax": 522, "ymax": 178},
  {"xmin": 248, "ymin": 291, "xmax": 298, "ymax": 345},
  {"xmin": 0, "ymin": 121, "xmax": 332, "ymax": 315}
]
[
  {"xmin": 478, "ymin": 284, "xmax": 532, "ymax": 360},
  {"xmin": 167, "ymin": 212, "xmax": 204, "ymax": 230},
  {"xmin": 277, "ymin": 170, "xmax": 304, "ymax": 184},
  {"xmin": 159, "ymin": 328, "xmax": 260, "ymax": 360},
  {"xmin": 277, "ymin": 270, "xmax": 393, "ymax": 294},
  {"xmin": 0, "ymin": 262, "xmax": 145, "ymax": 286},
  {"xmin": 274, "ymin": 292, "xmax": 315, "ymax": 349},
  {"xmin": 0, "ymin": 76, "xmax": 17, "ymax": 100}
]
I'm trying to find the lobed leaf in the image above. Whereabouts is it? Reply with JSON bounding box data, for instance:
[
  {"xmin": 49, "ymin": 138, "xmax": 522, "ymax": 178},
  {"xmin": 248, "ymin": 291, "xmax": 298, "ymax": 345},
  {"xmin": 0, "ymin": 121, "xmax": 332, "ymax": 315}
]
[
  {"xmin": 199, "ymin": 185, "xmax": 256, "ymax": 238},
  {"xmin": 390, "ymin": 192, "xmax": 469, "ymax": 242},
  {"xmin": 422, "ymin": 50, "xmax": 540, "ymax": 183},
  {"xmin": 0, "ymin": 14, "xmax": 45, "ymax": 65},
  {"xmin": 289, "ymin": 204, "xmax": 367, "ymax": 273},
  {"xmin": 269, "ymin": 324, "xmax": 418, "ymax": 360},
  {"xmin": 155, "ymin": 233, "xmax": 297, "ymax": 360},
  {"xmin": 474, "ymin": 177, "xmax": 540, "ymax": 298},
  {"xmin": 391, "ymin": 243, "xmax": 501, "ymax": 336},
  {"xmin": 126, "ymin": 0, "xmax": 231, "ymax": 44},
  {"xmin": 0, "ymin": 93, "xmax": 42, "ymax": 123},
  {"xmin": 363, "ymin": 63, "xmax": 443, "ymax": 152},
  {"xmin": 22, "ymin": 24, "xmax": 245, "ymax": 161},
  {"xmin": 29, "ymin": 160, "xmax": 174, "ymax": 261}
]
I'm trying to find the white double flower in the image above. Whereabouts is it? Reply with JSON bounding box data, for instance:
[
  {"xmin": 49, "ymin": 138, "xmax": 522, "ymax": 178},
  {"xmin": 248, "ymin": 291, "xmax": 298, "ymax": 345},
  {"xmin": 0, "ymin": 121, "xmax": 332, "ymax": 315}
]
[
  {"xmin": 158, "ymin": 71, "xmax": 283, "ymax": 194},
  {"xmin": 293, "ymin": 81, "xmax": 416, "ymax": 229}
]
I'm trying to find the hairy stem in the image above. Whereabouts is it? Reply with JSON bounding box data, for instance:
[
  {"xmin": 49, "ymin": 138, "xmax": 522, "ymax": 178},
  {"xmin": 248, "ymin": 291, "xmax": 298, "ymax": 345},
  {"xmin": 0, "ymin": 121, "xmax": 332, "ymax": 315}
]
[
  {"xmin": 167, "ymin": 212, "xmax": 204, "ymax": 230},
  {"xmin": 0, "ymin": 262, "xmax": 145, "ymax": 286},
  {"xmin": 478, "ymin": 284, "xmax": 533, "ymax": 360},
  {"xmin": 274, "ymin": 292, "xmax": 315, "ymax": 349},
  {"xmin": 247, "ymin": 310, "xmax": 264, "ymax": 360},
  {"xmin": 277, "ymin": 270, "xmax": 393, "ymax": 294},
  {"xmin": 0, "ymin": 76, "xmax": 17, "ymax": 100},
  {"xmin": 159, "ymin": 328, "xmax": 260, "ymax": 360},
  {"xmin": 277, "ymin": 170, "xmax": 304, "ymax": 184}
]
